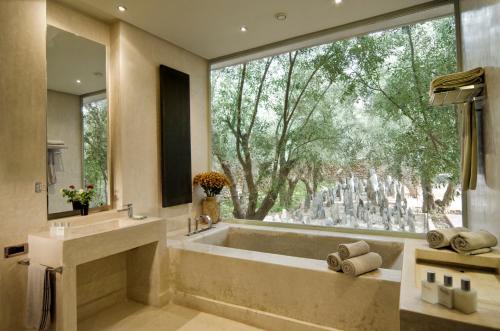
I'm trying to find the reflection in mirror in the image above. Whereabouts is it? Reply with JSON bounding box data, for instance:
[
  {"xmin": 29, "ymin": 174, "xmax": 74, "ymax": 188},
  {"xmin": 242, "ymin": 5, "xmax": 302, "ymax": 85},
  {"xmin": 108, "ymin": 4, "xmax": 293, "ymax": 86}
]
[{"xmin": 46, "ymin": 25, "xmax": 109, "ymax": 217}]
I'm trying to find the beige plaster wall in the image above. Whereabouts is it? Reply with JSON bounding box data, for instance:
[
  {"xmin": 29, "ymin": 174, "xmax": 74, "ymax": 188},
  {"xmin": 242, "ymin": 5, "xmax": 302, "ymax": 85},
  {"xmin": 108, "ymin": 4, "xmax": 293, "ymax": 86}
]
[
  {"xmin": 0, "ymin": 1, "xmax": 208, "ymax": 328},
  {"xmin": 0, "ymin": 1, "xmax": 48, "ymax": 330},
  {"xmin": 47, "ymin": 90, "xmax": 83, "ymax": 213},
  {"xmin": 110, "ymin": 21, "xmax": 210, "ymax": 226},
  {"xmin": 460, "ymin": 0, "xmax": 500, "ymax": 237}
]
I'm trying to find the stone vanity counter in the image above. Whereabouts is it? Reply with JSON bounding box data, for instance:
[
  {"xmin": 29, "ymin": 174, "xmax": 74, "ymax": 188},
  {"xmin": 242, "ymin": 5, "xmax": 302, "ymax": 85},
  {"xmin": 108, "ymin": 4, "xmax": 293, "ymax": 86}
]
[
  {"xmin": 400, "ymin": 239, "xmax": 500, "ymax": 331},
  {"xmin": 28, "ymin": 213, "xmax": 167, "ymax": 331}
]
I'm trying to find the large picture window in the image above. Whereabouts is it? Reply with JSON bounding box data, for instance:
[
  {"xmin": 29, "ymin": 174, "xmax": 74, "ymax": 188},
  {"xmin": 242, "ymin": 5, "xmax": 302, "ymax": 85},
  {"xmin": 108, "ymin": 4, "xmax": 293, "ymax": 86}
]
[{"xmin": 211, "ymin": 15, "xmax": 460, "ymax": 234}]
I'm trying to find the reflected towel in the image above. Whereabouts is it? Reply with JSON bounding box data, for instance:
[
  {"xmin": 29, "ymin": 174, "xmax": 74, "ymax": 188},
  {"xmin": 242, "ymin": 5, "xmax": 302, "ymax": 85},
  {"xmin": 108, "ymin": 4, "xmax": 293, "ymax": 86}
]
[
  {"xmin": 25, "ymin": 264, "xmax": 52, "ymax": 331},
  {"xmin": 450, "ymin": 230, "xmax": 498, "ymax": 255},
  {"xmin": 341, "ymin": 252, "xmax": 382, "ymax": 277},
  {"xmin": 338, "ymin": 240, "xmax": 370, "ymax": 260},
  {"xmin": 47, "ymin": 140, "xmax": 64, "ymax": 146},
  {"xmin": 426, "ymin": 227, "xmax": 470, "ymax": 248},
  {"xmin": 326, "ymin": 252, "xmax": 342, "ymax": 271},
  {"xmin": 429, "ymin": 67, "xmax": 484, "ymax": 95},
  {"xmin": 47, "ymin": 150, "xmax": 57, "ymax": 185}
]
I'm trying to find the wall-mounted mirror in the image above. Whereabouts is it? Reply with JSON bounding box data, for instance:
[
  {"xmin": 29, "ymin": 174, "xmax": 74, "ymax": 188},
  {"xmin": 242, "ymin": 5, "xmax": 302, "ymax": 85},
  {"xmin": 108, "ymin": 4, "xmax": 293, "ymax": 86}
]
[{"xmin": 46, "ymin": 25, "xmax": 110, "ymax": 218}]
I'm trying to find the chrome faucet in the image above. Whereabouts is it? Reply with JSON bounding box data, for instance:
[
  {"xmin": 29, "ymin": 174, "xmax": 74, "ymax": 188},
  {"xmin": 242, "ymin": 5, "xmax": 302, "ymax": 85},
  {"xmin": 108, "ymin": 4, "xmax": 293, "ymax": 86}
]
[
  {"xmin": 117, "ymin": 203, "xmax": 146, "ymax": 220},
  {"xmin": 118, "ymin": 203, "xmax": 134, "ymax": 218},
  {"xmin": 187, "ymin": 214, "xmax": 214, "ymax": 236}
]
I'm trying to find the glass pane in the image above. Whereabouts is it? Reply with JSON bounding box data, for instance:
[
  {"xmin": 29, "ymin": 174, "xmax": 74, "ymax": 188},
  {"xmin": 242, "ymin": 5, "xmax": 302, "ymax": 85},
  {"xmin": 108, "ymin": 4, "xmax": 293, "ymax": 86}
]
[{"xmin": 211, "ymin": 16, "xmax": 461, "ymax": 234}]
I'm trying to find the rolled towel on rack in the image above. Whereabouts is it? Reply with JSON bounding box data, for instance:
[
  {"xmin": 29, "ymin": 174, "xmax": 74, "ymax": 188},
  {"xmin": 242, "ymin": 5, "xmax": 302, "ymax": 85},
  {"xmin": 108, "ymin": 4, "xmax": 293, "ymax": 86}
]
[
  {"xmin": 326, "ymin": 252, "xmax": 342, "ymax": 272},
  {"xmin": 341, "ymin": 252, "xmax": 382, "ymax": 277},
  {"xmin": 338, "ymin": 240, "xmax": 370, "ymax": 260},
  {"xmin": 426, "ymin": 227, "xmax": 470, "ymax": 249},
  {"xmin": 450, "ymin": 230, "xmax": 498, "ymax": 255},
  {"xmin": 429, "ymin": 67, "xmax": 484, "ymax": 95}
]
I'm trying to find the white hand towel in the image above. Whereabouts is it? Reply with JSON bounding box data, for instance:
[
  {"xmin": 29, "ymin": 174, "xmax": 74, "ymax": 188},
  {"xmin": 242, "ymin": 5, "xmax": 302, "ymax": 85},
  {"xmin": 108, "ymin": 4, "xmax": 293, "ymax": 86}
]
[
  {"xmin": 25, "ymin": 264, "xmax": 52, "ymax": 331},
  {"xmin": 426, "ymin": 227, "xmax": 470, "ymax": 248},
  {"xmin": 326, "ymin": 252, "xmax": 342, "ymax": 271},
  {"xmin": 450, "ymin": 230, "xmax": 498, "ymax": 255},
  {"xmin": 338, "ymin": 240, "xmax": 370, "ymax": 260},
  {"xmin": 341, "ymin": 252, "xmax": 382, "ymax": 277}
]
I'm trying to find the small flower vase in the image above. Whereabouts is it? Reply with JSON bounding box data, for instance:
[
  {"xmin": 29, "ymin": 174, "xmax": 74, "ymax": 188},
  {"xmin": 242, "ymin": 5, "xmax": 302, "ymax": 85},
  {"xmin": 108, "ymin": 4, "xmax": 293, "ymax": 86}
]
[
  {"xmin": 80, "ymin": 204, "xmax": 89, "ymax": 216},
  {"xmin": 202, "ymin": 196, "xmax": 220, "ymax": 224},
  {"xmin": 72, "ymin": 201, "xmax": 82, "ymax": 211}
]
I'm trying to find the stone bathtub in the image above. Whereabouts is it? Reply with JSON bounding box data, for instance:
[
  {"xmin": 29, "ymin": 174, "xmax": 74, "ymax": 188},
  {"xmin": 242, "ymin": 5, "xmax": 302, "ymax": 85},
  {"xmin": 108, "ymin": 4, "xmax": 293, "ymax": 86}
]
[{"xmin": 168, "ymin": 223, "xmax": 404, "ymax": 331}]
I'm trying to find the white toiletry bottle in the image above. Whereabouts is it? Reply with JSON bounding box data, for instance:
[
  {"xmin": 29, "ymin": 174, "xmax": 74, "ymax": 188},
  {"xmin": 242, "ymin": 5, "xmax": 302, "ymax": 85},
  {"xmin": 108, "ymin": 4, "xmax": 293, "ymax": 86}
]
[
  {"xmin": 421, "ymin": 271, "xmax": 438, "ymax": 304},
  {"xmin": 438, "ymin": 274, "xmax": 454, "ymax": 308},
  {"xmin": 454, "ymin": 278, "xmax": 477, "ymax": 314}
]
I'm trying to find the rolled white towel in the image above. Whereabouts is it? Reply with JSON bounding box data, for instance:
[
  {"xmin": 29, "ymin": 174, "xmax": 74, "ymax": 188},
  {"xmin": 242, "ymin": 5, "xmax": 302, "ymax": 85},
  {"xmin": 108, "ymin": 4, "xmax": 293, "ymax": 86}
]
[
  {"xmin": 338, "ymin": 240, "xmax": 370, "ymax": 260},
  {"xmin": 426, "ymin": 227, "xmax": 470, "ymax": 249},
  {"xmin": 450, "ymin": 230, "xmax": 497, "ymax": 255},
  {"xmin": 326, "ymin": 252, "xmax": 342, "ymax": 271},
  {"xmin": 341, "ymin": 252, "xmax": 383, "ymax": 277}
]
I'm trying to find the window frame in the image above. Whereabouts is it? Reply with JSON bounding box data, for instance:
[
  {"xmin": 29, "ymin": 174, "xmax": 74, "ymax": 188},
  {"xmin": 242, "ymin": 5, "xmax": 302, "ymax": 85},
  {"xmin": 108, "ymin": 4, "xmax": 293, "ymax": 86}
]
[{"xmin": 208, "ymin": 1, "xmax": 464, "ymax": 237}]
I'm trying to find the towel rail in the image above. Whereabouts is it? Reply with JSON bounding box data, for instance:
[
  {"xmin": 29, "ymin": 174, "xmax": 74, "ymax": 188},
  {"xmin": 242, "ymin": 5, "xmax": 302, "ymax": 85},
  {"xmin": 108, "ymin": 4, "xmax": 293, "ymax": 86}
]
[
  {"xmin": 429, "ymin": 83, "xmax": 485, "ymax": 106},
  {"xmin": 18, "ymin": 258, "xmax": 63, "ymax": 274}
]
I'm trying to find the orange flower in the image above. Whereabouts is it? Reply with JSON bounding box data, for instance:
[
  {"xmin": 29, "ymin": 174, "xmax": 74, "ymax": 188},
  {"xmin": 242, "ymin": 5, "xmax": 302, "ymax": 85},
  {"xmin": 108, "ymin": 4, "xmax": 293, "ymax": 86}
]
[{"xmin": 193, "ymin": 172, "xmax": 230, "ymax": 197}]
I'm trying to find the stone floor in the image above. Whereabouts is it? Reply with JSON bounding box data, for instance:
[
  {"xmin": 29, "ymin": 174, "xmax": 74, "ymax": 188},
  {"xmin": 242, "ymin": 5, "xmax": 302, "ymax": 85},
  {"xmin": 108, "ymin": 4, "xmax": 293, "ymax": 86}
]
[{"xmin": 78, "ymin": 301, "xmax": 264, "ymax": 331}]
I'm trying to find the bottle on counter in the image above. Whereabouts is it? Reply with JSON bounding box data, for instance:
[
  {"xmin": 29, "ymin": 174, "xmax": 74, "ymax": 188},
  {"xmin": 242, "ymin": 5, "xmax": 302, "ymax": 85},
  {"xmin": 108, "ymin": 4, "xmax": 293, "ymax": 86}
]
[
  {"xmin": 454, "ymin": 278, "xmax": 477, "ymax": 314},
  {"xmin": 438, "ymin": 274, "xmax": 454, "ymax": 309},
  {"xmin": 421, "ymin": 271, "xmax": 439, "ymax": 304}
]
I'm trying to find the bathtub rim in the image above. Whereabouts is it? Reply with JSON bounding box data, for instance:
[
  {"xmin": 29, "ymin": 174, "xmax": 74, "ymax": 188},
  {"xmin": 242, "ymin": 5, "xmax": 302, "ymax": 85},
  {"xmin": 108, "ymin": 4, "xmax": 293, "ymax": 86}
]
[
  {"xmin": 168, "ymin": 223, "xmax": 403, "ymax": 284},
  {"xmin": 225, "ymin": 217, "xmax": 426, "ymax": 239}
]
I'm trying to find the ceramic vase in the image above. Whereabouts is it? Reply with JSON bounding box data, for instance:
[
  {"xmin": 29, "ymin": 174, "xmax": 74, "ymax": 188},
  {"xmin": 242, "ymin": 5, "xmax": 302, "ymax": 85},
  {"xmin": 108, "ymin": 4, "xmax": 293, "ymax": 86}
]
[{"xmin": 202, "ymin": 196, "xmax": 220, "ymax": 223}]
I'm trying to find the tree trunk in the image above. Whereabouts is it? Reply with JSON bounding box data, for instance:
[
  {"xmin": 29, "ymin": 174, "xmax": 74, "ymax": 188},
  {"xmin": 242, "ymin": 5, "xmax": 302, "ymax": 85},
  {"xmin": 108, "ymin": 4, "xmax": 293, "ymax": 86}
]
[
  {"xmin": 439, "ymin": 181, "xmax": 456, "ymax": 209},
  {"xmin": 216, "ymin": 155, "xmax": 245, "ymax": 219},
  {"xmin": 301, "ymin": 178, "xmax": 313, "ymax": 210},
  {"xmin": 312, "ymin": 165, "xmax": 322, "ymax": 194},
  {"xmin": 421, "ymin": 180, "xmax": 436, "ymax": 213},
  {"xmin": 284, "ymin": 177, "xmax": 299, "ymax": 209}
]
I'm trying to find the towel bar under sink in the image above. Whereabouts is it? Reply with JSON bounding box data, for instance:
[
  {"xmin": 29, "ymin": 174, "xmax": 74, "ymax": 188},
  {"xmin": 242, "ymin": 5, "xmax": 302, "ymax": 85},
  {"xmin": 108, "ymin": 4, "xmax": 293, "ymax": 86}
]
[{"xmin": 18, "ymin": 258, "xmax": 63, "ymax": 274}]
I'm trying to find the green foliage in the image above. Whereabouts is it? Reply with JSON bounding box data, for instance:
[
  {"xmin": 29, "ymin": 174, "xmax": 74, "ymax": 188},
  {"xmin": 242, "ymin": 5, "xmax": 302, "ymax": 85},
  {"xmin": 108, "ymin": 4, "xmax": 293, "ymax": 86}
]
[
  {"xmin": 212, "ymin": 16, "xmax": 459, "ymax": 219},
  {"xmin": 82, "ymin": 98, "xmax": 108, "ymax": 207}
]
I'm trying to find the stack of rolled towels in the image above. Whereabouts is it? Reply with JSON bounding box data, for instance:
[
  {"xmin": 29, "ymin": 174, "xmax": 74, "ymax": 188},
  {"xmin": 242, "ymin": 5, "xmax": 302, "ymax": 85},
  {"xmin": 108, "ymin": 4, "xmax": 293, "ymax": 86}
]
[
  {"xmin": 426, "ymin": 227, "xmax": 497, "ymax": 255},
  {"xmin": 326, "ymin": 240, "xmax": 382, "ymax": 276}
]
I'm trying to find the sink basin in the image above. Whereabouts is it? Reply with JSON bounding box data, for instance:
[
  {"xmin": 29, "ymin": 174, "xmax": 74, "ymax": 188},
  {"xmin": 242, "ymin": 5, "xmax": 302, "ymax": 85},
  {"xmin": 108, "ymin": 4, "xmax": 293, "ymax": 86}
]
[{"xmin": 67, "ymin": 219, "xmax": 132, "ymax": 236}]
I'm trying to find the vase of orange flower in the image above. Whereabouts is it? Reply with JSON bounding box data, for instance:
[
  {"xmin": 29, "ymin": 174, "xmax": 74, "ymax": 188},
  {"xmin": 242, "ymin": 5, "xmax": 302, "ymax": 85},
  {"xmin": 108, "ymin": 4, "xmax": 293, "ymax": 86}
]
[{"xmin": 193, "ymin": 171, "xmax": 230, "ymax": 224}]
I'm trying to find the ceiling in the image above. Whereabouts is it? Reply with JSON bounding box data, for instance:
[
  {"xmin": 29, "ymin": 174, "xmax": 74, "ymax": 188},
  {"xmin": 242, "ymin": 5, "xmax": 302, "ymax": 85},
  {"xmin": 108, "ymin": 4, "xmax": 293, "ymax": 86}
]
[
  {"xmin": 47, "ymin": 25, "xmax": 106, "ymax": 95},
  {"xmin": 55, "ymin": 0, "xmax": 436, "ymax": 60}
]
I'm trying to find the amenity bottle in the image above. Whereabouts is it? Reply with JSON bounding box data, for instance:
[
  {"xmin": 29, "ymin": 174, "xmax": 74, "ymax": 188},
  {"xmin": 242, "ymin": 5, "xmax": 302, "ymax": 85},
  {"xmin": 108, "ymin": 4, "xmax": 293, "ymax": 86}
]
[
  {"xmin": 454, "ymin": 278, "xmax": 477, "ymax": 314},
  {"xmin": 438, "ymin": 274, "xmax": 454, "ymax": 308},
  {"xmin": 421, "ymin": 271, "xmax": 438, "ymax": 304}
]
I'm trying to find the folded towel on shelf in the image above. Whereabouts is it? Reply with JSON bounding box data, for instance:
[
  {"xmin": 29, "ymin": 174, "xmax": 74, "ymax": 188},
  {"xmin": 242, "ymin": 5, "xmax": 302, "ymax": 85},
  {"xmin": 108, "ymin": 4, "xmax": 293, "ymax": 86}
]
[
  {"xmin": 326, "ymin": 252, "xmax": 342, "ymax": 272},
  {"xmin": 338, "ymin": 240, "xmax": 370, "ymax": 260},
  {"xmin": 450, "ymin": 230, "xmax": 498, "ymax": 255},
  {"xmin": 25, "ymin": 264, "xmax": 52, "ymax": 331},
  {"xmin": 429, "ymin": 67, "xmax": 485, "ymax": 95},
  {"xmin": 426, "ymin": 227, "xmax": 470, "ymax": 249},
  {"xmin": 341, "ymin": 252, "xmax": 383, "ymax": 277}
]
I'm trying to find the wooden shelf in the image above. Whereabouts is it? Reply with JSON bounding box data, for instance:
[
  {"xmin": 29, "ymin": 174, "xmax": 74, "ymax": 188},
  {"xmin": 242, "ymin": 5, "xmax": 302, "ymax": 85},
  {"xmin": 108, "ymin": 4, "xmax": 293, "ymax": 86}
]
[{"xmin": 429, "ymin": 84, "xmax": 485, "ymax": 106}]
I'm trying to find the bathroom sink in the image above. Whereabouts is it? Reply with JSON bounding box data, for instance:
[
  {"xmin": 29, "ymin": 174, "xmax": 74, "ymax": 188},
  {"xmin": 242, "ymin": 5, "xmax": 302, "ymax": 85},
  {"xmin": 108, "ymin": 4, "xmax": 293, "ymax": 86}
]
[{"xmin": 67, "ymin": 219, "xmax": 133, "ymax": 236}]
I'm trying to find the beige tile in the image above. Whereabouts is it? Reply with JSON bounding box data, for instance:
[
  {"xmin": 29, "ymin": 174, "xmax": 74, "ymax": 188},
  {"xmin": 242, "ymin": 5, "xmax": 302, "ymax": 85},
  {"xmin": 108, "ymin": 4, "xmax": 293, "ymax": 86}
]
[{"xmin": 78, "ymin": 301, "xmax": 264, "ymax": 331}]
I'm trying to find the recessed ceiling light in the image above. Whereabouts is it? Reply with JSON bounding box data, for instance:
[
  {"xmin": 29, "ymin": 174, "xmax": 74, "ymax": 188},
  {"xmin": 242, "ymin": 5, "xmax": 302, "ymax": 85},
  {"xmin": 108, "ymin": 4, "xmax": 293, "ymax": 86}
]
[
  {"xmin": 76, "ymin": 79, "xmax": 81, "ymax": 84},
  {"xmin": 275, "ymin": 13, "xmax": 287, "ymax": 21},
  {"xmin": 240, "ymin": 26, "xmax": 247, "ymax": 32},
  {"xmin": 333, "ymin": 0, "xmax": 342, "ymax": 5},
  {"xmin": 117, "ymin": 5, "xmax": 127, "ymax": 12}
]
